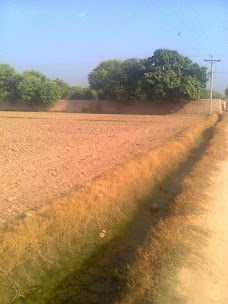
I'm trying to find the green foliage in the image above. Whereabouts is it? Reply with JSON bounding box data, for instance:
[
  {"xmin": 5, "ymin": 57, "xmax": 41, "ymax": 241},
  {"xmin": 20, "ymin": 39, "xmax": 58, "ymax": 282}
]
[
  {"xmin": 179, "ymin": 76, "xmax": 204, "ymax": 100},
  {"xmin": 53, "ymin": 79, "xmax": 71, "ymax": 99},
  {"xmin": 121, "ymin": 59, "xmax": 146, "ymax": 100},
  {"xmin": 39, "ymin": 80, "xmax": 62, "ymax": 106},
  {"xmin": 145, "ymin": 67, "xmax": 181, "ymax": 98},
  {"xmin": 18, "ymin": 72, "xmax": 62, "ymax": 106},
  {"xmin": 69, "ymin": 86, "xmax": 98, "ymax": 100},
  {"xmin": 18, "ymin": 76, "xmax": 62, "ymax": 106},
  {"xmin": 82, "ymin": 88, "xmax": 98, "ymax": 100},
  {"xmin": 0, "ymin": 64, "xmax": 22, "ymax": 100},
  {"xmin": 88, "ymin": 59, "xmax": 125, "ymax": 100},
  {"xmin": 212, "ymin": 91, "xmax": 226, "ymax": 99},
  {"xmin": 23, "ymin": 70, "xmax": 47, "ymax": 81},
  {"xmin": 18, "ymin": 76, "xmax": 42, "ymax": 103},
  {"xmin": 0, "ymin": 62, "xmax": 99, "ymax": 106},
  {"xmin": 69, "ymin": 86, "xmax": 84, "ymax": 99},
  {"xmin": 0, "ymin": 49, "xmax": 211, "ymax": 107},
  {"xmin": 0, "ymin": 66, "xmax": 70, "ymax": 106},
  {"xmin": 88, "ymin": 49, "xmax": 208, "ymax": 101},
  {"xmin": 144, "ymin": 49, "xmax": 207, "ymax": 101},
  {"xmin": 88, "ymin": 58, "xmax": 146, "ymax": 101},
  {"xmin": 200, "ymin": 90, "xmax": 226, "ymax": 99}
]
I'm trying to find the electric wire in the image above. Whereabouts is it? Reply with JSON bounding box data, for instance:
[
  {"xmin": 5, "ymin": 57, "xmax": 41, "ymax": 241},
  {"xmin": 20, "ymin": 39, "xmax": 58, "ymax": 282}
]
[
  {"xmin": 186, "ymin": 0, "xmax": 218, "ymax": 56},
  {"xmin": 154, "ymin": 0, "xmax": 204, "ymax": 57}
]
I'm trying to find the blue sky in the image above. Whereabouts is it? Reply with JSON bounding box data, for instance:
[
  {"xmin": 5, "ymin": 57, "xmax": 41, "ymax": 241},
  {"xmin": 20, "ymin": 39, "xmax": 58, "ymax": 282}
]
[{"xmin": 0, "ymin": 0, "xmax": 227, "ymax": 92}]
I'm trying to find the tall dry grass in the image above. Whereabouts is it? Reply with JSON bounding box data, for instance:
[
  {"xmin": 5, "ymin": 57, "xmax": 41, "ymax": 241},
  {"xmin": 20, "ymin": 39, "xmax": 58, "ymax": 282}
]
[
  {"xmin": 0, "ymin": 115, "xmax": 219, "ymax": 303},
  {"xmin": 117, "ymin": 114, "xmax": 227, "ymax": 304}
]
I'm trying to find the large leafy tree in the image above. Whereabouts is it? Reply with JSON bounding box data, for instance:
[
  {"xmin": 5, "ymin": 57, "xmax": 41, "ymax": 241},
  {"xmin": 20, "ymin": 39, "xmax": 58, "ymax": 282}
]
[
  {"xmin": 88, "ymin": 50, "xmax": 207, "ymax": 101},
  {"xmin": 18, "ymin": 70, "xmax": 47, "ymax": 103},
  {"xmin": 39, "ymin": 80, "xmax": 62, "ymax": 106},
  {"xmin": 121, "ymin": 59, "xmax": 146, "ymax": 100},
  {"xmin": 68, "ymin": 86, "xmax": 98, "ymax": 100},
  {"xmin": 144, "ymin": 49, "xmax": 207, "ymax": 100},
  {"xmin": 180, "ymin": 76, "xmax": 204, "ymax": 100},
  {"xmin": 88, "ymin": 59, "xmax": 126, "ymax": 100},
  {"xmin": 23, "ymin": 70, "xmax": 47, "ymax": 81},
  {"xmin": 88, "ymin": 58, "xmax": 145, "ymax": 100},
  {"xmin": 18, "ymin": 72, "xmax": 62, "ymax": 106},
  {"xmin": 53, "ymin": 78, "xmax": 71, "ymax": 99},
  {"xmin": 0, "ymin": 65, "xmax": 67, "ymax": 106},
  {"xmin": 18, "ymin": 76, "xmax": 42, "ymax": 103},
  {"xmin": 0, "ymin": 64, "xmax": 22, "ymax": 100}
]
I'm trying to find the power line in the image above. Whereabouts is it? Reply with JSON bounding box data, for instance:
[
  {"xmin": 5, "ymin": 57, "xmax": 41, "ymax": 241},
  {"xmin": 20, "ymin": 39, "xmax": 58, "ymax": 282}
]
[
  {"xmin": 219, "ymin": 0, "xmax": 227, "ymax": 10},
  {"xmin": 187, "ymin": 0, "xmax": 217, "ymax": 56},
  {"xmin": 159, "ymin": 0, "xmax": 207, "ymax": 56},
  {"xmin": 204, "ymin": 55, "xmax": 221, "ymax": 114}
]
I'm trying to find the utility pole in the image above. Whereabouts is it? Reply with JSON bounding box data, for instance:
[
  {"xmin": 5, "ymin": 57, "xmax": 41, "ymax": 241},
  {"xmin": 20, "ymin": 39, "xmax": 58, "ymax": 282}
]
[{"xmin": 204, "ymin": 55, "xmax": 221, "ymax": 114}]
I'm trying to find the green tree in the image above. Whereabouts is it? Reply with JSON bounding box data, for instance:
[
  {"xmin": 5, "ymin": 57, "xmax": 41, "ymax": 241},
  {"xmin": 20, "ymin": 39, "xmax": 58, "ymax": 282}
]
[
  {"xmin": 82, "ymin": 87, "xmax": 98, "ymax": 100},
  {"xmin": 0, "ymin": 64, "xmax": 21, "ymax": 100},
  {"xmin": 23, "ymin": 70, "xmax": 47, "ymax": 81},
  {"xmin": 211, "ymin": 91, "xmax": 226, "ymax": 99},
  {"xmin": 88, "ymin": 59, "xmax": 126, "ymax": 100},
  {"xmin": 53, "ymin": 78, "xmax": 70, "ymax": 99},
  {"xmin": 18, "ymin": 70, "xmax": 48, "ymax": 103},
  {"xmin": 121, "ymin": 59, "xmax": 146, "ymax": 100},
  {"xmin": 69, "ymin": 86, "xmax": 84, "ymax": 99},
  {"xmin": 144, "ymin": 67, "xmax": 181, "ymax": 98},
  {"xmin": 18, "ymin": 76, "xmax": 42, "ymax": 103},
  {"xmin": 180, "ymin": 76, "xmax": 204, "ymax": 100},
  {"xmin": 144, "ymin": 49, "xmax": 207, "ymax": 100},
  {"xmin": 88, "ymin": 59, "xmax": 146, "ymax": 100},
  {"xmin": 88, "ymin": 50, "xmax": 207, "ymax": 101},
  {"xmin": 201, "ymin": 90, "xmax": 226, "ymax": 99},
  {"xmin": 69, "ymin": 86, "xmax": 98, "ymax": 100},
  {"xmin": 39, "ymin": 80, "xmax": 62, "ymax": 106},
  {"xmin": 19, "ymin": 76, "xmax": 61, "ymax": 106}
]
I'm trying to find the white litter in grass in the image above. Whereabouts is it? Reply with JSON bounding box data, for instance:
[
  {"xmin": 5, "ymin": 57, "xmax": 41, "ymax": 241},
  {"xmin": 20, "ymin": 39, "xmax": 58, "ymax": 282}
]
[{"xmin": 99, "ymin": 230, "xmax": 106, "ymax": 238}]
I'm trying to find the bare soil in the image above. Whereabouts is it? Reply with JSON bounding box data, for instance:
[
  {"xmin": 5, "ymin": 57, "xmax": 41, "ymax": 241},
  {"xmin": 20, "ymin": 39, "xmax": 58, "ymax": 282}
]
[
  {"xmin": 179, "ymin": 131, "xmax": 228, "ymax": 304},
  {"xmin": 0, "ymin": 111, "xmax": 203, "ymax": 224}
]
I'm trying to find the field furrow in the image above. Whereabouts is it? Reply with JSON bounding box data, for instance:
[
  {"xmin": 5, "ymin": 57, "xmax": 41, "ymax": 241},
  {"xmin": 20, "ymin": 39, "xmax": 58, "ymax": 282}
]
[{"xmin": 0, "ymin": 112, "xmax": 203, "ymax": 223}]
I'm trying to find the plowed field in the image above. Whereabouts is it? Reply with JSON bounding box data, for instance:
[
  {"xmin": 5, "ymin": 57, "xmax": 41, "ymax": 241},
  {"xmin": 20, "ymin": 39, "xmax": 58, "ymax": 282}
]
[{"xmin": 0, "ymin": 112, "xmax": 203, "ymax": 223}]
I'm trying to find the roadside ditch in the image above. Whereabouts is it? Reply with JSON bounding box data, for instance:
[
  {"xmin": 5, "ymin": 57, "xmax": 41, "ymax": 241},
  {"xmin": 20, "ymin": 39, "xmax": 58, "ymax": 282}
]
[
  {"xmin": 41, "ymin": 124, "xmax": 219, "ymax": 304},
  {"xmin": 30, "ymin": 116, "xmax": 224, "ymax": 303},
  {"xmin": 0, "ymin": 114, "xmax": 221, "ymax": 303}
]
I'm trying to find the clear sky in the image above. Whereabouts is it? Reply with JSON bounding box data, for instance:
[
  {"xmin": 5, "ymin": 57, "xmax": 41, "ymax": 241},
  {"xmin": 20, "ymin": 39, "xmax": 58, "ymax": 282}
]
[{"xmin": 0, "ymin": 0, "xmax": 227, "ymax": 93}]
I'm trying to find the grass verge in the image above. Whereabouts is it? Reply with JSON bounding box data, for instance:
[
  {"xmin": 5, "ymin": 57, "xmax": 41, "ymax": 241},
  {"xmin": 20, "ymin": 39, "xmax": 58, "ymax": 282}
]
[
  {"xmin": 117, "ymin": 114, "xmax": 227, "ymax": 304},
  {"xmin": 0, "ymin": 115, "xmax": 219, "ymax": 303}
]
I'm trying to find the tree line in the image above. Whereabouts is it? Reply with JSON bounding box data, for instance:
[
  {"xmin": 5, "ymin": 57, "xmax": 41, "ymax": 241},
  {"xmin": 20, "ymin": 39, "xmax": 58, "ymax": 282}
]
[
  {"xmin": 0, "ymin": 66, "xmax": 97, "ymax": 106},
  {"xmin": 0, "ymin": 49, "xmax": 225, "ymax": 107},
  {"xmin": 88, "ymin": 49, "xmax": 209, "ymax": 101}
]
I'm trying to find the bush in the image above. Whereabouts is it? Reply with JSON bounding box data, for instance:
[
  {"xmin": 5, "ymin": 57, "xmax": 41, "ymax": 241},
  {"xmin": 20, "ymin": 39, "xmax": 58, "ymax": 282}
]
[
  {"xmin": 39, "ymin": 80, "xmax": 62, "ymax": 106},
  {"xmin": 200, "ymin": 89, "xmax": 226, "ymax": 99},
  {"xmin": 18, "ymin": 76, "xmax": 42, "ymax": 103},
  {"xmin": 69, "ymin": 86, "xmax": 98, "ymax": 100},
  {"xmin": 18, "ymin": 75, "xmax": 61, "ymax": 106},
  {"xmin": 0, "ymin": 64, "xmax": 21, "ymax": 100}
]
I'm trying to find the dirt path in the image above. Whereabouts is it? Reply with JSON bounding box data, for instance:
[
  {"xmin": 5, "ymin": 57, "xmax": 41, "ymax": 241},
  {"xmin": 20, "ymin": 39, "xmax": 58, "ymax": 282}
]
[{"xmin": 179, "ymin": 130, "xmax": 228, "ymax": 304}]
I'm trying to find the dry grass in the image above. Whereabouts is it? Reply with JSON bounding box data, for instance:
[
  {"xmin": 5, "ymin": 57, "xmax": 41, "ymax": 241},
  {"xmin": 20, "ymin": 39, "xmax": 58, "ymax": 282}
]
[
  {"xmin": 0, "ymin": 115, "xmax": 219, "ymax": 303},
  {"xmin": 117, "ymin": 114, "xmax": 227, "ymax": 304}
]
